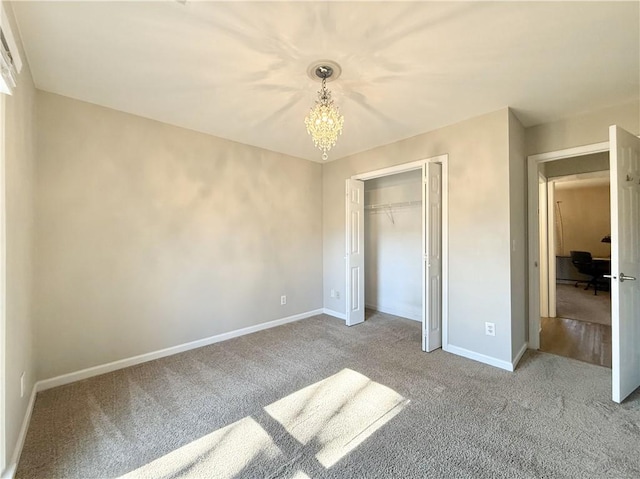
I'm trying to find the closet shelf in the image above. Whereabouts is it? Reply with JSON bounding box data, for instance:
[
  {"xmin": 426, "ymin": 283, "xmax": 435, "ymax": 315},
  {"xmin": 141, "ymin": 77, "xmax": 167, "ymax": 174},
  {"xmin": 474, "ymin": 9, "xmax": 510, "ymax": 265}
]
[{"xmin": 364, "ymin": 200, "xmax": 421, "ymax": 210}]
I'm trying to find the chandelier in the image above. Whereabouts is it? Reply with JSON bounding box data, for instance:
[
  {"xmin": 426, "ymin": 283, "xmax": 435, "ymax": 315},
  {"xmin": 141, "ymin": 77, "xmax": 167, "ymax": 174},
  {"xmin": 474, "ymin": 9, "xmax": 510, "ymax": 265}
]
[{"xmin": 304, "ymin": 64, "xmax": 344, "ymax": 161}]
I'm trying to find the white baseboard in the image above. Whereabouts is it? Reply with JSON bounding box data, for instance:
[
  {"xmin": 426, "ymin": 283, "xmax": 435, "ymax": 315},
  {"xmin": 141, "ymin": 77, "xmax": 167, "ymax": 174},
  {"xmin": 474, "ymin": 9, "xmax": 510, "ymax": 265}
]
[
  {"xmin": 0, "ymin": 464, "xmax": 15, "ymax": 479},
  {"xmin": 4, "ymin": 309, "xmax": 324, "ymax": 478},
  {"xmin": 37, "ymin": 308, "xmax": 323, "ymax": 392},
  {"xmin": 443, "ymin": 344, "xmax": 515, "ymax": 372},
  {"xmin": 512, "ymin": 342, "xmax": 528, "ymax": 370},
  {"xmin": 322, "ymin": 308, "xmax": 346, "ymax": 320},
  {"xmin": 2, "ymin": 382, "xmax": 38, "ymax": 479},
  {"xmin": 364, "ymin": 303, "xmax": 421, "ymax": 322}
]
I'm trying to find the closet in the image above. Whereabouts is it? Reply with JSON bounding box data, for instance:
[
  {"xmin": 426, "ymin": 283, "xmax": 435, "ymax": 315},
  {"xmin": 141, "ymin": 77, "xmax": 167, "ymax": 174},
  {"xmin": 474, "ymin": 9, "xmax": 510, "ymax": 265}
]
[{"xmin": 364, "ymin": 170, "xmax": 422, "ymax": 321}]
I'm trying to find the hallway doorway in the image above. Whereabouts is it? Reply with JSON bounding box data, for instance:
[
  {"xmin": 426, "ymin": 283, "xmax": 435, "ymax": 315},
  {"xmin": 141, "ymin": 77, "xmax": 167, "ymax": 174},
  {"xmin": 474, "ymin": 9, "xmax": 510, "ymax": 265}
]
[{"xmin": 539, "ymin": 169, "xmax": 612, "ymax": 367}]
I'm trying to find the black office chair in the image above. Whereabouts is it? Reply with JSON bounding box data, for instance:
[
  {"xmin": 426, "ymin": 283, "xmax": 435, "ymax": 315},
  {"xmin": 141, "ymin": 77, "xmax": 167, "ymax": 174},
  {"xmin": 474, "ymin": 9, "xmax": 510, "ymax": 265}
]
[{"xmin": 570, "ymin": 250, "xmax": 609, "ymax": 295}]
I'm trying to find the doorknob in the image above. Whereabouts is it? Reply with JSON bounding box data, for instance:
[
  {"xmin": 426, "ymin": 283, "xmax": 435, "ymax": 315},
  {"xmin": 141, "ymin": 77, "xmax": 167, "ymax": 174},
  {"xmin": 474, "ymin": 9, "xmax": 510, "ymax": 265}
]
[{"xmin": 606, "ymin": 273, "xmax": 638, "ymax": 282}]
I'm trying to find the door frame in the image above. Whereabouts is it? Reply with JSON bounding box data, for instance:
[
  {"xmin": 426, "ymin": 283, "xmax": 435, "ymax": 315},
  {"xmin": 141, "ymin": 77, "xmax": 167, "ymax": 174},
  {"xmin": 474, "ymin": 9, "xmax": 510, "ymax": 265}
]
[
  {"xmin": 0, "ymin": 90, "xmax": 6, "ymax": 475},
  {"xmin": 538, "ymin": 172, "xmax": 550, "ymax": 318},
  {"xmin": 347, "ymin": 155, "xmax": 449, "ymax": 348},
  {"xmin": 547, "ymin": 180, "xmax": 557, "ymax": 318},
  {"xmin": 527, "ymin": 141, "xmax": 609, "ymax": 349}
]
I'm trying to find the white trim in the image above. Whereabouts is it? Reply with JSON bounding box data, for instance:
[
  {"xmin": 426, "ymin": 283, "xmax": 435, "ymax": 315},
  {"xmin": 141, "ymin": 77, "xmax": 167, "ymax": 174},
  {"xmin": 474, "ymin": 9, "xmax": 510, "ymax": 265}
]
[
  {"xmin": 527, "ymin": 141, "xmax": 610, "ymax": 350},
  {"xmin": 1, "ymin": 382, "xmax": 36, "ymax": 479},
  {"xmin": 37, "ymin": 309, "xmax": 323, "ymax": 392},
  {"xmin": 0, "ymin": 4, "xmax": 21, "ymax": 95},
  {"xmin": 547, "ymin": 181, "xmax": 557, "ymax": 318},
  {"xmin": 538, "ymin": 172, "xmax": 549, "ymax": 318},
  {"xmin": 0, "ymin": 463, "xmax": 13, "ymax": 479},
  {"xmin": 512, "ymin": 342, "xmax": 528, "ymax": 370},
  {"xmin": 0, "ymin": 5, "xmax": 22, "ymax": 73},
  {"xmin": 440, "ymin": 156, "xmax": 449, "ymax": 351},
  {"xmin": 0, "ymin": 88, "xmax": 6, "ymax": 475},
  {"xmin": 443, "ymin": 344, "xmax": 515, "ymax": 372},
  {"xmin": 322, "ymin": 308, "xmax": 347, "ymax": 321},
  {"xmin": 364, "ymin": 304, "xmax": 421, "ymax": 322},
  {"xmin": 422, "ymin": 163, "xmax": 427, "ymax": 350},
  {"xmin": 344, "ymin": 181, "xmax": 350, "ymax": 325}
]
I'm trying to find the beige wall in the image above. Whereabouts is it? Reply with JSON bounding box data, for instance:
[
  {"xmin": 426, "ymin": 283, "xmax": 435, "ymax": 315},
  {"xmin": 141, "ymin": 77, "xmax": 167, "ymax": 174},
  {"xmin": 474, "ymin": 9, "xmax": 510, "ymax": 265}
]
[
  {"xmin": 544, "ymin": 152, "xmax": 609, "ymax": 178},
  {"xmin": 3, "ymin": 3, "xmax": 37, "ymax": 473},
  {"xmin": 526, "ymin": 100, "xmax": 640, "ymax": 156},
  {"xmin": 323, "ymin": 108, "xmax": 521, "ymax": 364},
  {"xmin": 508, "ymin": 110, "xmax": 527, "ymax": 356},
  {"xmin": 34, "ymin": 92, "xmax": 323, "ymax": 379},
  {"xmin": 555, "ymin": 185, "xmax": 611, "ymax": 258}
]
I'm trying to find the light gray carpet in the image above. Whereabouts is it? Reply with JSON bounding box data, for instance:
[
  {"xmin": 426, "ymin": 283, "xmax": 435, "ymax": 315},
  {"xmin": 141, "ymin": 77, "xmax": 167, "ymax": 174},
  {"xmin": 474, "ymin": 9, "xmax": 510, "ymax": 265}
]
[
  {"xmin": 556, "ymin": 283, "xmax": 611, "ymax": 325},
  {"xmin": 16, "ymin": 312, "xmax": 640, "ymax": 479}
]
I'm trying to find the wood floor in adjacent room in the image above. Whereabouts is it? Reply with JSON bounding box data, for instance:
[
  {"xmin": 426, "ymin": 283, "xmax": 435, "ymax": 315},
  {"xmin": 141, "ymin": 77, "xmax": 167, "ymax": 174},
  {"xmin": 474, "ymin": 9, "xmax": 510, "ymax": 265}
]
[
  {"xmin": 540, "ymin": 316, "xmax": 611, "ymax": 368},
  {"xmin": 540, "ymin": 282, "xmax": 612, "ymax": 368}
]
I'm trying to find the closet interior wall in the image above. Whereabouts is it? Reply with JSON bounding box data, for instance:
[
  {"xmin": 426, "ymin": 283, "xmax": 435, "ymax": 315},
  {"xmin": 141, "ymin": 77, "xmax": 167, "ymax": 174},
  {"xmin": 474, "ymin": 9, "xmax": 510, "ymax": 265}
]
[{"xmin": 364, "ymin": 170, "xmax": 422, "ymax": 321}]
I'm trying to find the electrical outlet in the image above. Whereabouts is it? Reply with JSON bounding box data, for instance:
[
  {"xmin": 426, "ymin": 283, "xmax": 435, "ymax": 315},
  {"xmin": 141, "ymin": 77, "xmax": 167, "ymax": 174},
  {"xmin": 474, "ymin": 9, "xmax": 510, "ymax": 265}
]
[
  {"xmin": 330, "ymin": 289, "xmax": 336, "ymax": 298},
  {"xmin": 20, "ymin": 372, "xmax": 25, "ymax": 398},
  {"xmin": 335, "ymin": 291, "xmax": 340, "ymax": 299},
  {"xmin": 485, "ymin": 322, "xmax": 495, "ymax": 336},
  {"xmin": 280, "ymin": 295, "xmax": 287, "ymax": 305}
]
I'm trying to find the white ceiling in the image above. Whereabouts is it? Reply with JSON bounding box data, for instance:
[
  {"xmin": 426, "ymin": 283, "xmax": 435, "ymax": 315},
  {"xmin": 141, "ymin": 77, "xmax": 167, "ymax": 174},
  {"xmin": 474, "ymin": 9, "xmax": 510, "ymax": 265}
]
[{"xmin": 12, "ymin": 1, "xmax": 640, "ymax": 162}]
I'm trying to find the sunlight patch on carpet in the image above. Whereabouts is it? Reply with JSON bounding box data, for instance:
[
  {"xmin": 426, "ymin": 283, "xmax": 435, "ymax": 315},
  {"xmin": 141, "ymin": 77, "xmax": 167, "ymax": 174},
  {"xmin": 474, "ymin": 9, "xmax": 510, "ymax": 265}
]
[
  {"xmin": 264, "ymin": 368, "xmax": 409, "ymax": 468},
  {"xmin": 118, "ymin": 368, "xmax": 406, "ymax": 477},
  {"xmin": 119, "ymin": 417, "xmax": 283, "ymax": 478}
]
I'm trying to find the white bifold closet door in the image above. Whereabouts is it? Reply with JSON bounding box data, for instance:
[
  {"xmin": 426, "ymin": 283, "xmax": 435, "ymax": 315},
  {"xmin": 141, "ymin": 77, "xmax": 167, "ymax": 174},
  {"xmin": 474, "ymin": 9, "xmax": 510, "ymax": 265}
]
[
  {"xmin": 423, "ymin": 162, "xmax": 442, "ymax": 352},
  {"xmin": 346, "ymin": 178, "xmax": 365, "ymax": 326}
]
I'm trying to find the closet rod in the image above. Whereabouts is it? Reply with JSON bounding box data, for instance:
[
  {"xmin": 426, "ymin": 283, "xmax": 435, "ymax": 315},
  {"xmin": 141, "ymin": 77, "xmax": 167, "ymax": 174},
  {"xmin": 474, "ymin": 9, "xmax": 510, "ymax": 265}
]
[{"xmin": 364, "ymin": 200, "xmax": 421, "ymax": 210}]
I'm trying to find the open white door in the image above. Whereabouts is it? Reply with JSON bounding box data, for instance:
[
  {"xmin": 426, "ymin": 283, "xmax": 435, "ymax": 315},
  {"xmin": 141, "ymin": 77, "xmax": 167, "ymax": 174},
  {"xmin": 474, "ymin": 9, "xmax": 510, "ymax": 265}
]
[
  {"xmin": 609, "ymin": 126, "xmax": 640, "ymax": 403},
  {"xmin": 345, "ymin": 178, "xmax": 365, "ymax": 326},
  {"xmin": 422, "ymin": 163, "xmax": 442, "ymax": 352}
]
